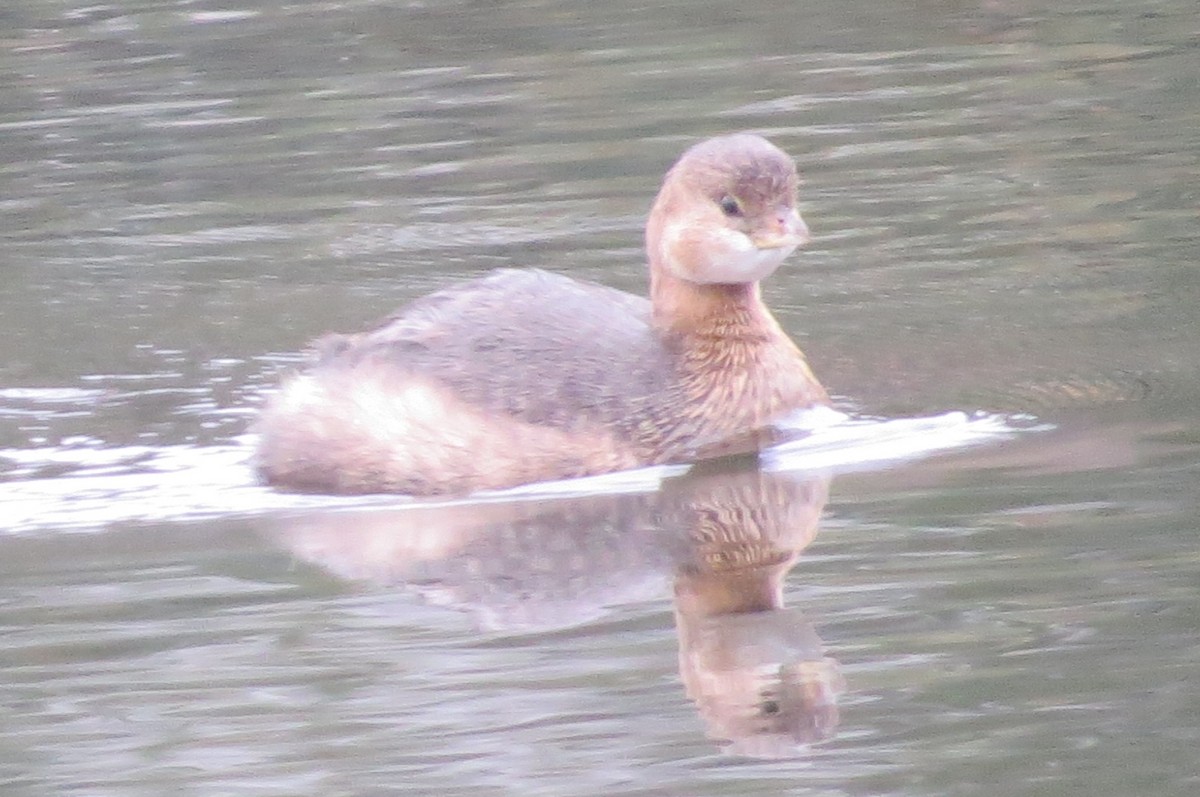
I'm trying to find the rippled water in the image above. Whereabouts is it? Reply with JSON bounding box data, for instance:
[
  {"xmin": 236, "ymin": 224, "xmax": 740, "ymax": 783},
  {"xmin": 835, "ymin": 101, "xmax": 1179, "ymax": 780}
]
[{"xmin": 2, "ymin": 1, "xmax": 1198, "ymax": 794}]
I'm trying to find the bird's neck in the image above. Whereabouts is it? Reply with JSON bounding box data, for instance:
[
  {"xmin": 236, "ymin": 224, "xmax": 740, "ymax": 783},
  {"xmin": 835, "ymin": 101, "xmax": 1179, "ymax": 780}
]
[{"xmin": 650, "ymin": 269, "xmax": 780, "ymax": 342}]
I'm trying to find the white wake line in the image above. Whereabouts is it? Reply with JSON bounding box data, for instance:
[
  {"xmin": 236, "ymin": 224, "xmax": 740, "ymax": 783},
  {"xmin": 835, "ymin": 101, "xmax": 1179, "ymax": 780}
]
[
  {"xmin": 1, "ymin": 440, "xmax": 391, "ymax": 534},
  {"xmin": 500, "ymin": 409, "xmax": 1035, "ymax": 499},
  {"xmin": 0, "ymin": 411, "xmax": 1038, "ymax": 534},
  {"xmin": 765, "ymin": 409, "xmax": 1034, "ymax": 473}
]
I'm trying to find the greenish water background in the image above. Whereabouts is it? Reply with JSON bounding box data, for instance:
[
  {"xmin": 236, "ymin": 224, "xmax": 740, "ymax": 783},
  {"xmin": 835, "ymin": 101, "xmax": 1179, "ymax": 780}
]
[{"xmin": 1, "ymin": 1, "xmax": 1197, "ymax": 794}]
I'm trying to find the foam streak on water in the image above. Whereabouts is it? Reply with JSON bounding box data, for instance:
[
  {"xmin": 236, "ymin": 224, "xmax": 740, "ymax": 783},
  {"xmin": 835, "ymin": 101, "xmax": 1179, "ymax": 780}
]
[{"xmin": 1, "ymin": 412, "xmax": 1027, "ymax": 534}]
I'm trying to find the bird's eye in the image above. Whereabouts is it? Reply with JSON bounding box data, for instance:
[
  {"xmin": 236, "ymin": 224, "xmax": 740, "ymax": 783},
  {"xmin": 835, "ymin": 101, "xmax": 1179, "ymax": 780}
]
[{"xmin": 718, "ymin": 195, "xmax": 743, "ymax": 217}]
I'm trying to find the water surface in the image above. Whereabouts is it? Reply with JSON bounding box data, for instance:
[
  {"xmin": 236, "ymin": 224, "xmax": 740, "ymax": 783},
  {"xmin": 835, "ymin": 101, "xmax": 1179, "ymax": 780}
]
[{"xmin": 2, "ymin": 1, "xmax": 1198, "ymax": 794}]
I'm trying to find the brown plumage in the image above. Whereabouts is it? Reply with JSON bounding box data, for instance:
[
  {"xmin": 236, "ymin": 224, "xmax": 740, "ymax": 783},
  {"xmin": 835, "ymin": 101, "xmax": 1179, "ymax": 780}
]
[{"xmin": 254, "ymin": 133, "xmax": 829, "ymax": 495}]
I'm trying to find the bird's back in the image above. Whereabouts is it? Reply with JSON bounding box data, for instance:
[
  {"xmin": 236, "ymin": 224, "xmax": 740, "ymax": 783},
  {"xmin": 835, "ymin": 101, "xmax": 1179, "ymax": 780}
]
[
  {"xmin": 313, "ymin": 268, "xmax": 675, "ymax": 433},
  {"xmin": 254, "ymin": 269, "xmax": 684, "ymax": 494}
]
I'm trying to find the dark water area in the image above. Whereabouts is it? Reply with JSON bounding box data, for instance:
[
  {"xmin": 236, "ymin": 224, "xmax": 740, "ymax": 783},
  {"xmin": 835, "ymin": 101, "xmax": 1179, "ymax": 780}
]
[{"xmin": 2, "ymin": 1, "xmax": 1198, "ymax": 794}]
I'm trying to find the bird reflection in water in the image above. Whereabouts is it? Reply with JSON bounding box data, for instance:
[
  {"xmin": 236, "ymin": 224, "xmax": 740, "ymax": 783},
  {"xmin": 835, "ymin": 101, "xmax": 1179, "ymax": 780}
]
[
  {"xmin": 665, "ymin": 460, "xmax": 843, "ymax": 756},
  {"xmin": 269, "ymin": 459, "xmax": 844, "ymax": 757}
]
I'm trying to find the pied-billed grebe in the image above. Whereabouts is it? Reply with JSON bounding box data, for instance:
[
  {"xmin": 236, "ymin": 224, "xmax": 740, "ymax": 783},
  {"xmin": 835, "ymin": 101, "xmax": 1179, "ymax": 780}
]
[{"xmin": 254, "ymin": 133, "xmax": 829, "ymax": 495}]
